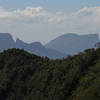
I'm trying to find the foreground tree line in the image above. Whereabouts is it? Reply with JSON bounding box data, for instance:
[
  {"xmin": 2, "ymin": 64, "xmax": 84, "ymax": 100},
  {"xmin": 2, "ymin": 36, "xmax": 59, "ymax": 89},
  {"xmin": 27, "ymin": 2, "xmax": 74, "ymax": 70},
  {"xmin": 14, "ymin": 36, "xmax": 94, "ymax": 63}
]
[{"xmin": 0, "ymin": 48, "xmax": 100, "ymax": 100}]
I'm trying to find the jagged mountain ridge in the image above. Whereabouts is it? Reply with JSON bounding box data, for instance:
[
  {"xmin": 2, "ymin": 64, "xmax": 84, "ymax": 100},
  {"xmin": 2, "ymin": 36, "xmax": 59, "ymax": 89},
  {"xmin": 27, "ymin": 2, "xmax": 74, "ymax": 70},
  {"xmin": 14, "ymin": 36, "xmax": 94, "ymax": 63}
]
[
  {"xmin": 0, "ymin": 33, "xmax": 66, "ymax": 59},
  {"xmin": 45, "ymin": 33, "xmax": 99, "ymax": 55},
  {"xmin": 16, "ymin": 38, "xmax": 66, "ymax": 59},
  {"xmin": 0, "ymin": 33, "xmax": 99, "ymax": 58},
  {"xmin": 0, "ymin": 33, "xmax": 15, "ymax": 51}
]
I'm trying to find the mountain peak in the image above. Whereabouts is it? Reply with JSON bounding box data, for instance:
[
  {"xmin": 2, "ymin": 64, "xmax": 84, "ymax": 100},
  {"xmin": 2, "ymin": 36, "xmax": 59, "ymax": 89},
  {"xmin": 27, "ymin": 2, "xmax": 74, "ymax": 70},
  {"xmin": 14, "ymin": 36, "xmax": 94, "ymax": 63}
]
[
  {"xmin": 30, "ymin": 42, "xmax": 44, "ymax": 47},
  {"xmin": 0, "ymin": 33, "xmax": 15, "ymax": 51},
  {"xmin": 15, "ymin": 36, "xmax": 66, "ymax": 59},
  {"xmin": 0, "ymin": 33, "xmax": 13, "ymax": 39},
  {"xmin": 16, "ymin": 38, "xmax": 24, "ymax": 43},
  {"xmin": 45, "ymin": 33, "xmax": 99, "ymax": 55}
]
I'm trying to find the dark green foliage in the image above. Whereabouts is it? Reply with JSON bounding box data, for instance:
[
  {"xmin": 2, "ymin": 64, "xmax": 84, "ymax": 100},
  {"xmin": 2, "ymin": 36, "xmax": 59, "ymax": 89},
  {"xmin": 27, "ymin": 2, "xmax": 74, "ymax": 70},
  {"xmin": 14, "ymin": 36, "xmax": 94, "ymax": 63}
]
[{"xmin": 0, "ymin": 48, "xmax": 100, "ymax": 100}]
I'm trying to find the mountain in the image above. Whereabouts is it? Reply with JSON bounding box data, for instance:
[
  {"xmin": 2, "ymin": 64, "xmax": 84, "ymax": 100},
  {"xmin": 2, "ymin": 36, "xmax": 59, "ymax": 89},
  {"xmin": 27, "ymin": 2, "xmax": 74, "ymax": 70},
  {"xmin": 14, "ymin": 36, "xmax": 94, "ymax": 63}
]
[
  {"xmin": 0, "ymin": 33, "xmax": 66, "ymax": 59},
  {"xmin": 45, "ymin": 33, "xmax": 99, "ymax": 55},
  {"xmin": 0, "ymin": 48, "xmax": 100, "ymax": 100},
  {"xmin": 0, "ymin": 33, "xmax": 15, "ymax": 51},
  {"xmin": 16, "ymin": 38, "xmax": 66, "ymax": 59}
]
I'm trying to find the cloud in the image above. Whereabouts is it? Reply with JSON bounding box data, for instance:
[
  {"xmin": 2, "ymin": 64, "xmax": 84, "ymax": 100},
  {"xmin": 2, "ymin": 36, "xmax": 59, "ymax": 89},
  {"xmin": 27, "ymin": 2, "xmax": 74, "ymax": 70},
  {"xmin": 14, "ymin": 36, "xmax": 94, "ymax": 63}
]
[
  {"xmin": 0, "ymin": 6, "xmax": 100, "ymax": 44},
  {"xmin": 0, "ymin": 6, "xmax": 65, "ymax": 24}
]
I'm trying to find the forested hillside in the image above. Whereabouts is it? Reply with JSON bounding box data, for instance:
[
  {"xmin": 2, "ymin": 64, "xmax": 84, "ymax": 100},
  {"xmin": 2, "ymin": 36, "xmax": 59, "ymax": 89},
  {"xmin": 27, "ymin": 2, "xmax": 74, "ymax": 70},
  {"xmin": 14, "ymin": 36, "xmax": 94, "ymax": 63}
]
[{"xmin": 0, "ymin": 48, "xmax": 100, "ymax": 100}]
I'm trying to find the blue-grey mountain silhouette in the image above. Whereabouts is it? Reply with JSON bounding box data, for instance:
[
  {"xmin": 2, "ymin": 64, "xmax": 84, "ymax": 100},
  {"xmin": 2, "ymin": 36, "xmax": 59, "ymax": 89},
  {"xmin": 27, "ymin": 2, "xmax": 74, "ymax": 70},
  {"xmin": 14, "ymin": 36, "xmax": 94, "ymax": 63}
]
[
  {"xmin": 0, "ymin": 33, "xmax": 66, "ymax": 59},
  {"xmin": 16, "ymin": 38, "xmax": 66, "ymax": 59},
  {"xmin": 45, "ymin": 33, "xmax": 99, "ymax": 55},
  {"xmin": 0, "ymin": 33, "xmax": 99, "ymax": 58},
  {"xmin": 0, "ymin": 33, "xmax": 15, "ymax": 51}
]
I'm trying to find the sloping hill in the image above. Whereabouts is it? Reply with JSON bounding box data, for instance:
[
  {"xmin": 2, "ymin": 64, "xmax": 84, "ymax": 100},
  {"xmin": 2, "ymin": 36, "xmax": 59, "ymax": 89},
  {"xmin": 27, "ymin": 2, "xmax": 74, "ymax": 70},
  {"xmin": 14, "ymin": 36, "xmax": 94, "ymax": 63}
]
[
  {"xmin": 45, "ymin": 33, "xmax": 99, "ymax": 55},
  {"xmin": 0, "ymin": 48, "xmax": 100, "ymax": 100}
]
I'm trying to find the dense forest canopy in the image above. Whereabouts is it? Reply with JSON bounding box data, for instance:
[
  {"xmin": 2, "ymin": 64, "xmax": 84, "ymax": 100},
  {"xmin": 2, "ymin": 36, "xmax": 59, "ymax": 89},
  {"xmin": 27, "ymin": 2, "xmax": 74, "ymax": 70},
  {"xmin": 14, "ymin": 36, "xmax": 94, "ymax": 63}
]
[{"xmin": 0, "ymin": 48, "xmax": 100, "ymax": 100}]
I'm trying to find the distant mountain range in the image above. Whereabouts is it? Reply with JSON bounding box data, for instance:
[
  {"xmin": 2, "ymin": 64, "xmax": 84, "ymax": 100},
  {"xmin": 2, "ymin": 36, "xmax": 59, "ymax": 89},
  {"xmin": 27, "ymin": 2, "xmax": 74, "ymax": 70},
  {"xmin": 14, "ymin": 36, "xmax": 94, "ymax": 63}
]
[
  {"xmin": 45, "ymin": 33, "xmax": 99, "ymax": 55},
  {"xmin": 0, "ymin": 33, "xmax": 99, "ymax": 59},
  {"xmin": 15, "ymin": 38, "xmax": 66, "ymax": 59},
  {"xmin": 0, "ymin": 33, "xmax": 66, "ymax": 59}
]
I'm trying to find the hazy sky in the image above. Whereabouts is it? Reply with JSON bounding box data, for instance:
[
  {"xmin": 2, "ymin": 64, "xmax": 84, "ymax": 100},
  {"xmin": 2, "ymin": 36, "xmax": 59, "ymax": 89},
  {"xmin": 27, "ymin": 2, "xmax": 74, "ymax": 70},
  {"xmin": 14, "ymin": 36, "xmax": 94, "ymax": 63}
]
[
  {"xmin": 0, "ymin": 0, "xmax": 100, "ymax": 44},
  {"xmin": 0, "ymin": 0, "xmax": 100, "ymax": 12}
]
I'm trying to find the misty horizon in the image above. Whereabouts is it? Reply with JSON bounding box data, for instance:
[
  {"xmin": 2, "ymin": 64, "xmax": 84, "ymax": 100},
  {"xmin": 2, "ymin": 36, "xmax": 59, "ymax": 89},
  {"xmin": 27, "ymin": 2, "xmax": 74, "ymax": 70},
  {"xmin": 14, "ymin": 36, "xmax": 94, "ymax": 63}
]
[
  {"xmin": 0, "ymin": 32, "xmax": 99, "ymax": 45},
  {"xmin": 0, "ymin": 5, "xmax": 100, "ymax": 44}
]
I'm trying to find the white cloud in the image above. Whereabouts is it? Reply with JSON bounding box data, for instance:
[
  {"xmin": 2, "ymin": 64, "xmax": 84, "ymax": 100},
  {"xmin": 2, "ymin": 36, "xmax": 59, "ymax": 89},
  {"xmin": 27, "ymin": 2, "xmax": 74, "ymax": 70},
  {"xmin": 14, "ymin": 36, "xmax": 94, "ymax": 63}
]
[
  {"xmin": 0, "ymin": 6, "xmax": 100, "ymax": 44},
  {"xmin": 0, "ymin": 6, "xmax": 65, "ymax": 24}
]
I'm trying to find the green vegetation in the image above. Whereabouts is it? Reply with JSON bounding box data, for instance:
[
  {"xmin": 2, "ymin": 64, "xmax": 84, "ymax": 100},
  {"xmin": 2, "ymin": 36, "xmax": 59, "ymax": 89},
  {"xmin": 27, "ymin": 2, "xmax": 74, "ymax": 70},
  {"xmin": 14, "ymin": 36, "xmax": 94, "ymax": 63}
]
[{"xmin": 0, "ymin": 48, "xmax": 100, "ymax": 100}]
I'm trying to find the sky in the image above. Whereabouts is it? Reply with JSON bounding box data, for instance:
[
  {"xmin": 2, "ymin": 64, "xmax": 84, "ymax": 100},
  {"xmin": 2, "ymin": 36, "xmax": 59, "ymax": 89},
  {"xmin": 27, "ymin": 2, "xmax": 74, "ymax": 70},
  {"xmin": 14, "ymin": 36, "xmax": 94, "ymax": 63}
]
[
  {"xmin": 0, "ymin": 0, "xmax": 100, "ymax": 13},
  {"xmin": 0, "ymin": 0, "xmax": 100, "ymax": 44}
]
